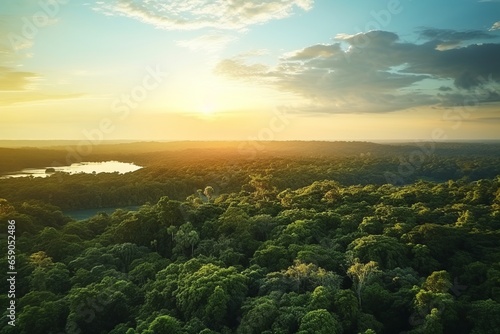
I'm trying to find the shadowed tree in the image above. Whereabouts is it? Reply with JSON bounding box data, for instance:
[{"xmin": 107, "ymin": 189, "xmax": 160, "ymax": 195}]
[
  {"xmin": 467, "ymin": 299, "xmax": 500, "ymax": 334},
  {"xmin": 238, "ymin": 297, "xmax": 279, "ymax": 334}
]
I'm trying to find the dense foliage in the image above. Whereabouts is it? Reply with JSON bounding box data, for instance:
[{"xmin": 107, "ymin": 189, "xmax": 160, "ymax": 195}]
[
  {"xmin": 1, "ymin": 142, "xmax": 500, "ymax": 210},
  {"xmin": 1, "ymin": 142, "xmax": 499, "ymax": 333}
]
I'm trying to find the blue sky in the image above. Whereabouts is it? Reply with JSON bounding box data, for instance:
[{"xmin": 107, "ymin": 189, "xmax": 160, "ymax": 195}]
[{"xmin": 1, "ymin": 0, "xmax": 500, "ymax": 140}]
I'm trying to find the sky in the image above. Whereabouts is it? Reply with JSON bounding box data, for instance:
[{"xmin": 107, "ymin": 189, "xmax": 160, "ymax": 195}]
[{"xmin": 1, "ymin": 0, "xmax": 500, "ymax": 141}]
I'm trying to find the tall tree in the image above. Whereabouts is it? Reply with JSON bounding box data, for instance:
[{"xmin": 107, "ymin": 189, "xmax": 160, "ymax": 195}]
[{"xmin": 347, "ymin": 259, "xmax": 380, "ymax": 308}]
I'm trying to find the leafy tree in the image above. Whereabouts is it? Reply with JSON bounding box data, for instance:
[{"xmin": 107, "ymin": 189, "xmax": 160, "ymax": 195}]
[
  {"xmin": 411, "ymin": 244, "xmax": 440, "ymax": 275},
  {"xmin": 238, "ymin": 297, "xmax": 279, "ymax": 334},
  {"xmin": 66, "ymin": 277, "xmax": 139, "ymax": 333},
  {"xmin": 423, "ymin": 271, "xmax": 452, "ymax": 293},
  {"xmin": 348, "ymin": 235, "xmax": 407, "ymax": 269},
  {"xmin": 347, "ymin": 259, "xmax": 380, "ymax": 308},
  {"xmin": 309, "ymin": 286, "xmax": 335, "ymax": 311},
  {"xmin": 261, "ymin": 260, "xmax": 340, "ymax": 294},
  {"xmin": 17, "ymin": 299, "xmax": 68, "ymax": 334},
  {"xmin": 204, "ymin": 186, "xmax": 215, "ymax": 202},
  {"xmin": 297, "ymin": 309, "xmax": 341, "ymax": 334},
  {"xmin": 205, "ymin": 286, "xmax": 231, "ymax": 328},
  {"xmin": 147, "ymin": 315, "xmax": 182, "ymax": 334},
  {"xmin": 175, "ymin": 262, "xmax": 247, "ymax": 328},
  {"xmin": 252, "ymin": 244, "xmax": 290, "ymax": 272},
  {"xmin": 358, "ymin": 216, "xmax": 383, "ymax": 235},
  {"xmin": 248, "ymin": 174, "xmax": 277, "ymax": 201},
  {"xmin": 167, "ymin": 225, "xmax": 177, "ymax": 242},
  {"xmin": 332, "ymin": 289, "xmax": 360, "ymax": 331},
  {"xmin": 467, "ymin": 299, "xmax": 500, "ymax": 334},
  {"xmin": 156, "ymin": 196, "xmax": 186, "ymax": 226},
  {"xmin": 411, "ymin": 271, "xmax": 455, "ymax": 333},
  {"xmin": 174, "ymin": 222, "xmax": 199, "ymax": 258}
]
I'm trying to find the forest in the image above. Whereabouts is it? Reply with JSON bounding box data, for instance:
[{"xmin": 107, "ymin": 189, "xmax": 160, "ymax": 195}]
[{"xmin": 0, "ymin": 141, "xmax": 499, "ymax": 334}]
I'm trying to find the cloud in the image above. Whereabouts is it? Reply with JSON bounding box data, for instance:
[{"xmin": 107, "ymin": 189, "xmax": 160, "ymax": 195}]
[
  {"xmin": 490, "ymin": 21, "xmax": 500, "ymax": 31},
  {"xmin": 0, "ymin": 66, "xmax": 39, "ymax": 91},
  {"xmin": 418, "ymin": 28, "xmax": 497, "ymax": 50},
  {"xmin": 283, "ymin": 44, "xmax": 342, "ymax": 61},
  {"xmin": 215, "ymin": 29, "xmax": 500, "ymax": 114},
  {"xmin": 462, "ymin": 116, "xmax": 500, "ymax": 122},
  {"xmin": 214, "ymin": 58, "xmax": 269, "ymax": 78},
  {"xmin": 0, "ymin": 11, "xmax": 83, "ymax": 104},
  {"xmin": 419, "ymin": 28, "xmax": 495, "ymax": 41},
  {"xmin": 177, "ymin": 33, "xmax": 236, "ymax": 52},
  {"xmin": 438, "ymin": 86, "xmax": 453, "ymax": 92},
  {"xmin": 94, "ymin": 0, "xmax": 313, "ymax": 31},
  {"xmin": 0, "ymin": 92, "xmax": 84, "ymax": 106},
  {"xmin": 335, "ymin": 30, "xmax": 399, "ymax": 46},
  {"xmin": 0, "ymin": 17, "xmax": 40, "ymax": 93}
]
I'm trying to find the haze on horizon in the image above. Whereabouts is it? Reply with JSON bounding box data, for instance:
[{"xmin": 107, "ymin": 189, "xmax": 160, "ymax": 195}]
[{"xmin": 1, "ymin": 0, "xmax": 500, "ymax": 141}]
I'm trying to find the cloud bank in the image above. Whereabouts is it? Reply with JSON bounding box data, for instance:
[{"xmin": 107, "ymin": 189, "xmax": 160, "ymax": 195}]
[
  {"xmin": 94, "ymin": 0, "xmax": 313, "ymax": 30},
  {"xmin": 215, "ymin": 29, "xmax": 500, "ymax": 114}
]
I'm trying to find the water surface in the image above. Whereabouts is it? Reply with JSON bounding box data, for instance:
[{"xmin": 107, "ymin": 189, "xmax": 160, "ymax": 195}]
[
  {"xmin": 64, "ymin": 205, "xmax": 141, "ymax": 221},
  {"xmin": 1, "ymin": 161, "xmax": 142, "ymax": 179}
]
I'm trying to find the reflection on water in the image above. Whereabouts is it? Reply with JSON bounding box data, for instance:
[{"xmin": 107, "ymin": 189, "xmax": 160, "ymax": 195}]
[{"xmin": 1, "ymin": 161, "xmax": 142, "ymax": 179}]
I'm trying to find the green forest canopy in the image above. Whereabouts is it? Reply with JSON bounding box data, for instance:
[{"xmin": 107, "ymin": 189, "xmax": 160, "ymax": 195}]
[{"xmin": 0, "ymin": 141, "xmax": 499, "ymax": 333}]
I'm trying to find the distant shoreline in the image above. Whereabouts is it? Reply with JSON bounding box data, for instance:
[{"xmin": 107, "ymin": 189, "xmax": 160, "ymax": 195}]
[{"xmin": 0, "ymin": 139, "xmax": 499, "ymax": 148}]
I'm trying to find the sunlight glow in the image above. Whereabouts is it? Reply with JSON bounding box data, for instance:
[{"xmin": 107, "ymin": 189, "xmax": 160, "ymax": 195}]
[{"xmin": 200, "ymin": 102, "xmax": 216, "ymax": 115}]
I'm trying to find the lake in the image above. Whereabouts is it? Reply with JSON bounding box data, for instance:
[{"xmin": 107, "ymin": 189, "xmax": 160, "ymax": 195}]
[
  {"xmin": 0, "ymin": 161, "xmax": 142, "ymax": 179},
  {"xmin": 64, "ymin": 205, "xmax": 142, "ymax": 221}
]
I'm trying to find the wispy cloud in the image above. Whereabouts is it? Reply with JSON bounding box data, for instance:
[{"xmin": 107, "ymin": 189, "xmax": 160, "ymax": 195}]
[
  {"xmin": 177, "ymin": 33, "xmax": 236, "ymax": 53},
  {"xmin": 463, "ymin": 116, "xmax": 500, "ymax": 122},
  {"xmin": 215, "ymin": 29, "xmax": 500, "ymax": 114},
  {"xmin": 0, "ymin": 9, "xmax": 82, "ymax": 104},
  {"xmin": 0, "ymin": 66, "xmax": 39, "ymax": 91},
  {"xmin": 0, "ymin": 92, "xmax": 84, "ymax": 106},
  {"xmin": 94, "ymin": 0, "xmax": 313, "ymax": 31}
]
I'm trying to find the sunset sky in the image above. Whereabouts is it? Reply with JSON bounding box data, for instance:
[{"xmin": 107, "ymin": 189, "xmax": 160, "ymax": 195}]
[{"xmin": 1, "ymin": 0, "xmax": 500, "ymax": 141}]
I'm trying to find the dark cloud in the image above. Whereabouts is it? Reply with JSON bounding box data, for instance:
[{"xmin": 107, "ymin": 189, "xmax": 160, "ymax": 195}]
[
  {"xmin": 336, "ymin": 30, "xmax": 399, "ymax": 47},
  {"xmin": 401, "ymin": 43, "xmax": 500, "ymax": 88},
  {"xmin": 419, "ymin": 28, "xmax": 496, "ymax": 42},
  {"xmin": 439, "ymin": 86, "xmax": 453, "ymax": 91},
  {"xmin": 215, "ymin": 29, "xmax": 500, "ymax": 114},
  {"xmin": 418, "ymin": 28, "xmax": 498, "ymax": 50}
]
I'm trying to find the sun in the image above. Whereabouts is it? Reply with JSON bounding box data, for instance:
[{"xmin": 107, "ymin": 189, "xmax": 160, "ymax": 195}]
[
  {"xmin": 200, "ymin": 102, "xmax": 216, "ymax": 115},
  {"xmin": 201, "ymin": 103, "xmax": 215, "ymax": 116}
]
